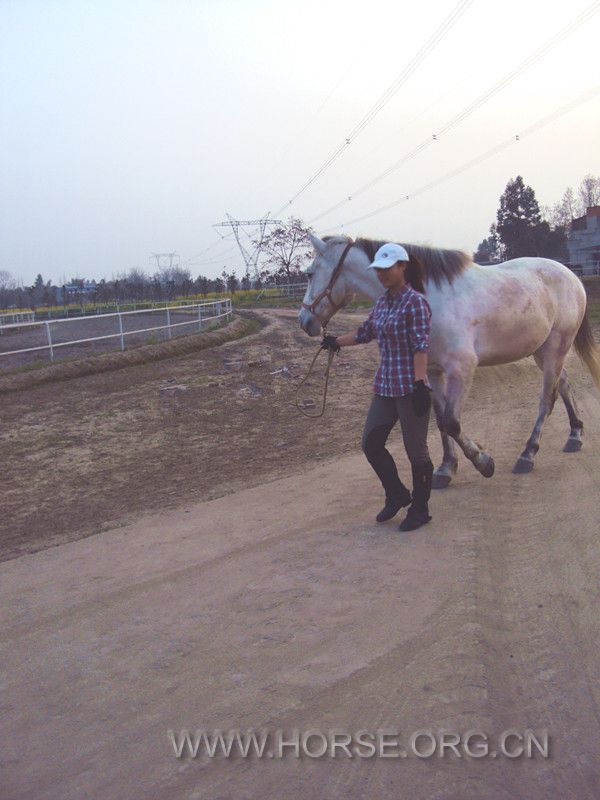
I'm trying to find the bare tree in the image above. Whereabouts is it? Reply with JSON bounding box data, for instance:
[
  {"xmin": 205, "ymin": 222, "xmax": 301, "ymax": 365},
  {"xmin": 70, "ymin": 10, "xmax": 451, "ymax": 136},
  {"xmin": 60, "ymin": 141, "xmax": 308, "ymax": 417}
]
[
  {"xmin": 0, "ymin": 269, "xmax": 17, "ymax": 308},
  {"xmin": 221, "ymin": 269, "xmax": 239, "ymax": 294},
  {"xmin": 578, "ymin": 174, "xmax": 600, "ymax": 211},
  {"xmin": 0, "ymin": 269, "xmax": 16, "ymax": 291},
  {"xmin": 255, "ymin": 217, "xmax": 313, "ymax": 283},
  {"xmin": 544, "ymin": 187, "xmax": 578, "ymax": 230}
]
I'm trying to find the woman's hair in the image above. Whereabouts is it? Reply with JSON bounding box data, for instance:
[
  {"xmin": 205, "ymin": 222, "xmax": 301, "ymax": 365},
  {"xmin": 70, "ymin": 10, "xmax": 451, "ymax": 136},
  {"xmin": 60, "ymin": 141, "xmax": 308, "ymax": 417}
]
[{"xmin": 404, "ymin": 255, "xmax": 426, "ymax": 294}]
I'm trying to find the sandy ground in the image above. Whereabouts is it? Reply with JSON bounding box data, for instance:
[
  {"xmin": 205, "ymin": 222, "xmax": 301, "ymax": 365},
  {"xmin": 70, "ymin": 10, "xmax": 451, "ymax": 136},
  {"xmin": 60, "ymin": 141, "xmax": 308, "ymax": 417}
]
[{"xmin": 2, "ymin": 309, "xmax": 600, "ymax": 799}]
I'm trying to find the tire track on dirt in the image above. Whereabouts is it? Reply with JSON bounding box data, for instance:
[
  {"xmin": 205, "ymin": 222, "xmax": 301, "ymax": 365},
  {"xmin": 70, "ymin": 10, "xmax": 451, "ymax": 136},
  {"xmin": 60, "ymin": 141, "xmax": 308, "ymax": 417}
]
[{"xmin": 466, "ymin": 361, "xmax": 600, "ymax": 798}]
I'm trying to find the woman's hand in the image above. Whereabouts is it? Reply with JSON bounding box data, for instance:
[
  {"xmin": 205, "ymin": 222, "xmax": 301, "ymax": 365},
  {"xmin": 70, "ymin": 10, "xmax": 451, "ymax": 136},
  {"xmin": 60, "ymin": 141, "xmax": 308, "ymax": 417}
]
[
  {"xmin": 320, "ymin": 334, "xmax": 341, "ymax": 353},
  {"xmin": 411, "ymin": 379, "xmax": 432, "ymax": 417}
]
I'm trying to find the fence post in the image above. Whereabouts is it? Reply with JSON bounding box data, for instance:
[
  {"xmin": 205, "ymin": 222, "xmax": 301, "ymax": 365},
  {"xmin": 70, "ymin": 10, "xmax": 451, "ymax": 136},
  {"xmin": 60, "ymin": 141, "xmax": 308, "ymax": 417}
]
[
  {"xmin": 118, "ymin": 312, "xmax": 125, "ymax": 351},
  {"xmin": 45, "ymin": 321, "xmax": 54, "ymax": 362},
  {"xmin": 166, "ymin": 307, "xmax": 172, "ymax": 339},
  {"xmin": 198, "ymin": 304, "xmax": 202, "ymax": 331}
]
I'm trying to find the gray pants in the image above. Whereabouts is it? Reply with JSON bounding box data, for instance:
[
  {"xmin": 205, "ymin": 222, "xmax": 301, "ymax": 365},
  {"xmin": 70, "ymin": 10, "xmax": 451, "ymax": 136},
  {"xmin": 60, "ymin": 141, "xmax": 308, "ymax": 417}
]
[{"xmin": 361, "ymin": 394, "xmax": 431, "ymax": 501}]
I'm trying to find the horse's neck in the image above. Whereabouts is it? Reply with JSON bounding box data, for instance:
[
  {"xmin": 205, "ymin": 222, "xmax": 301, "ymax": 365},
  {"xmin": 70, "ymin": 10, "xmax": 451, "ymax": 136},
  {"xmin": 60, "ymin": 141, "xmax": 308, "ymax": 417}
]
[{"xmin": 345, "ymin": 258, "xmax": 385, "ymax": 303}]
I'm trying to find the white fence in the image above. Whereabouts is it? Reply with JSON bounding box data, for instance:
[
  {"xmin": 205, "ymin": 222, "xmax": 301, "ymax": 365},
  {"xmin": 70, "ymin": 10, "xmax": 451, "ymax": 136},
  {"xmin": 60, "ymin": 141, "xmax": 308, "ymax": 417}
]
[
  {"xmin": 0, "ymin": 311, "xmax": 35, "ymax": 329},
  {"xmin": 255, "ymin": 282, "xmax": 308, "ymax": 300},
  {"xmin": 0, "ymin": 299, "xmax": 232, "ymax": 363}
]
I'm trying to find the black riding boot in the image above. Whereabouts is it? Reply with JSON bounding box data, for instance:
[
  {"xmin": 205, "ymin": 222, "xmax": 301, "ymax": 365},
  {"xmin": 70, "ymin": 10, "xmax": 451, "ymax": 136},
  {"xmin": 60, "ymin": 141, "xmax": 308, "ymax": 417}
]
[
  {"xmin": 363, "ymin": 424, "xmax": 412, "ymax": 522},
  {"xmin": 399, "ymin": 461, "xmax": 433, "ymax": 531}
]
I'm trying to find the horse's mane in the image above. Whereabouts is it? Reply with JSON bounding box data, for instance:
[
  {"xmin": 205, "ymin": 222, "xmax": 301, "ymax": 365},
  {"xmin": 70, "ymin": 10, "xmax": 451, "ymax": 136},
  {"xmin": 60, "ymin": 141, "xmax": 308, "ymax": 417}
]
[{"xmin": 325, "ymin": 235, "xmax": 471, "ymax": 288}]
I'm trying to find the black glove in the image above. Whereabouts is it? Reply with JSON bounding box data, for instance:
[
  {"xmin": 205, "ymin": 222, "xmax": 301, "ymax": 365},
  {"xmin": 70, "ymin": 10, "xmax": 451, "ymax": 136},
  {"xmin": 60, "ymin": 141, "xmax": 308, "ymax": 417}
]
[
  {"xmin": 411, "ymin": 379, "xmax": 432, "ymax": 417},
  {"xmin": 320, "ymin": 334, "xmax": 341, "ymax": 353}
]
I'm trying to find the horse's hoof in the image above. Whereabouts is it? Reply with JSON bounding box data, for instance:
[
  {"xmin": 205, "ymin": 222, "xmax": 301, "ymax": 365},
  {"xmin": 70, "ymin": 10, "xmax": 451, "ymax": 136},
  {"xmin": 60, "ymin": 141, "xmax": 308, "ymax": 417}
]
[
  {"xmin": 513, "ymin": 457, "xmax": 534, "ymax": 474},
  {"xmin": 479, "ymin": 455, "xmax": 495, "ymax": 478},
  {"xmin": 432, "ymin": 473, "xmax": 452, "ymax": 490},
  {"xmin": 563, "ymin": 437, "xmax": 583, "ymax": 453}
]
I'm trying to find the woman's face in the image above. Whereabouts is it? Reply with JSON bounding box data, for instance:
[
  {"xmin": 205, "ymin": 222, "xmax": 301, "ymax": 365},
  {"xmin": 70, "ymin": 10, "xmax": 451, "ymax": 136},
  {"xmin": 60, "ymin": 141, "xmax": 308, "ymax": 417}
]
[{"xmin": 375, "ymin": 261, "xmax": 407, "ymax": 290}]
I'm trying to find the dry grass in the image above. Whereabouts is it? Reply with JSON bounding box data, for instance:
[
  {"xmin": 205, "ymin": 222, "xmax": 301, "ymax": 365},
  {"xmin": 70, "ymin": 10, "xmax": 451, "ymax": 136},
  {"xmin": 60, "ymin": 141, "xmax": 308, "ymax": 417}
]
[{"xmin": 0, "ymin": 314, "xmax": 261, "ymax": 395}]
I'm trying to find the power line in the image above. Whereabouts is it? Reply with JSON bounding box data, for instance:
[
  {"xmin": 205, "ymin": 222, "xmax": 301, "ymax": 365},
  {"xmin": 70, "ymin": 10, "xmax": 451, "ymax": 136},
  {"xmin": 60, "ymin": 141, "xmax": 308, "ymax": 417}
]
[
  {"xmin": 213, "ymin": 215, "xmax": 284, "ymax": 278},
  {"xmin": 184, "ymin": 246, "xmax": 241, "ymax": 269},
  {"xmin": 251, "ymin": 53, "xmax": 373, "ymax": 201},
  {"xmin": 180, "ymin": 232, "xmax": 236, "ymax": 268},
  {"xmin": 309, "ymin": 0, "xmax": 600, "ymax": 225},
  {"xmin": 273, "ymin": 0, "xmax": 475, "ymax": 216},
  {"xmin": 436, "ymin": 0, "xmax": 600, "ymax": 138},
  {"xmin": 323, "ymin": 83, "xmax": 600, "ymax": 230}
]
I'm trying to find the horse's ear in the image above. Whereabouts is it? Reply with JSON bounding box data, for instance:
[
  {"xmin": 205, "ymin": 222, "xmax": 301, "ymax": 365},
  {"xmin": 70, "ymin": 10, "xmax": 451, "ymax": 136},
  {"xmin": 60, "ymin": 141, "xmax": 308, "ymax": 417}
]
[{"xmin": 308, "ymin": 233, "xmax": 326, "ymax": 255}]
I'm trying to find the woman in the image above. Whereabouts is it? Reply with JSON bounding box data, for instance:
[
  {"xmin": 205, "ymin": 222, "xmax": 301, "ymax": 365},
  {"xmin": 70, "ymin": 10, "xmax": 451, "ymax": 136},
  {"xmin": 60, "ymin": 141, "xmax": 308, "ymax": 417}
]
[{"xmin": 321, "ymin": 242, "xmax": 434, "ymax": 532}]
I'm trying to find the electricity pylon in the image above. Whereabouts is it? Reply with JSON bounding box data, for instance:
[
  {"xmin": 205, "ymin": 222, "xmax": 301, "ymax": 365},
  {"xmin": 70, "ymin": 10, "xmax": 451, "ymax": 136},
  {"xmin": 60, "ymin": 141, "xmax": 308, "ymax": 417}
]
[
  {"xmin": 150, "ymin": 252, "xmax": 180, "ymax": 270},
  {"xmin": 213, "ymin": 214, "xmax": 283, "ymax": 279}
]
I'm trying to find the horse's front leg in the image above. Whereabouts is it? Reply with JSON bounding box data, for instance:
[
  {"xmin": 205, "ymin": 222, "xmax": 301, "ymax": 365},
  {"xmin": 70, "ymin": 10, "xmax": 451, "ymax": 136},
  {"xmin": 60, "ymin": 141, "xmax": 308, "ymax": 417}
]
[
  {"xmin": 442, "ymin": 358, "xmax": 495, "ymax": 479},
  {"xmin": 429, "ymin": 370, "xmax": 458, "ymax": 489}
]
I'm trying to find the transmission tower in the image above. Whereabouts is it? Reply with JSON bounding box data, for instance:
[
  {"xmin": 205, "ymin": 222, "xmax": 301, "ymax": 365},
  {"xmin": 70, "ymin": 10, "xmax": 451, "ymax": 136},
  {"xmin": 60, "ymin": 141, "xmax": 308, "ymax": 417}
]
[
  {"xmin": 150, "ymin": 252, "xmax": 180, "ymax": 270},
  {"xmin": 213, "ymin": 214, "xmax": 283, "ymax": 278}
]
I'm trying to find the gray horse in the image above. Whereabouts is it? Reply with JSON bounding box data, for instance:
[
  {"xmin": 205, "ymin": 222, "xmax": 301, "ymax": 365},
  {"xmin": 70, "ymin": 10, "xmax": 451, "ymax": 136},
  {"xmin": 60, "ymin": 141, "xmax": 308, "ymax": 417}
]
[{"xmin": 299, "ymin": 234, "xmax": 600, "ymax": 488}]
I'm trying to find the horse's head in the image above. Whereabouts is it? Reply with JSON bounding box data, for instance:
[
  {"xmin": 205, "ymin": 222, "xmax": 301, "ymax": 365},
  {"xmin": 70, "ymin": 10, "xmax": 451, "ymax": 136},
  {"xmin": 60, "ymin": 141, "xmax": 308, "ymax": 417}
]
[{"xmin": 298, "ymin": 234, "xmax": 363, "ymax": 336}]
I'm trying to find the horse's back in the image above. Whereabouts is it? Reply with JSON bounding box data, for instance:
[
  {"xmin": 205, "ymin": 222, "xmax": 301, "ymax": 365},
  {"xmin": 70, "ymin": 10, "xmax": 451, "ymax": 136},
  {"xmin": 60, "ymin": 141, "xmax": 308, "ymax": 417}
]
[
  {"xmin": 430, "ymin": 257, "xmax": 586, "ymax": 367},
  {"xmin": 489, "ymin": 257, "xmax": 584, "ymax": 294},
  {"xmin": 490, "ymin": 257, "xmax": 586, "ymax": 323}
]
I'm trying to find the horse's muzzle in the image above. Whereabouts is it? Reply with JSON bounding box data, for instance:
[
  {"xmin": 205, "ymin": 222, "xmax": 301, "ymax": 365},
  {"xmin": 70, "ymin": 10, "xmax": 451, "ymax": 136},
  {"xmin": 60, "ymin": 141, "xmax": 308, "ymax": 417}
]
[{"xmin": 298, "ymin": 308, "xmax": 322, "ymax": 337}]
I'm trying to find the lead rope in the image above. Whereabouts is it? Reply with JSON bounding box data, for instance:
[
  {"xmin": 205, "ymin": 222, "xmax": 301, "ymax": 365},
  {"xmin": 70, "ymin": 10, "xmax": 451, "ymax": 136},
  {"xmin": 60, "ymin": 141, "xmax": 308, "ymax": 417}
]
[{"xmin": 294, "ymin": 331, "xmax": 337, "ymax": 418}]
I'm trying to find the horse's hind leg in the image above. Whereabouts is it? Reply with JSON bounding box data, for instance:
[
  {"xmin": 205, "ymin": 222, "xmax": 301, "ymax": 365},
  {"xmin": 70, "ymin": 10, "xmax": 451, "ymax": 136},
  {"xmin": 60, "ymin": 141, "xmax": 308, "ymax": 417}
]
[
  {"xmin": 429, "ymin": 370, "xmax": 459, "ymax": 489},
  {"xmin": 513, "ymin": 345, "xmax": 564, "ymax": 474},
  {"xmin": 558, "ymin": 368, "xmax": 584, "ymax": 452}
]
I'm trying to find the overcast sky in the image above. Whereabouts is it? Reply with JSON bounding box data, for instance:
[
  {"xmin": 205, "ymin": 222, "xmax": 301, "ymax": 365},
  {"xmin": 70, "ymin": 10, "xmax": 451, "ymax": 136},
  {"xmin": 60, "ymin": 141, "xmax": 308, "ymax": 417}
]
[{"xmin": 1, "ymin": 0, "xmax": 599, "ymax": 286}]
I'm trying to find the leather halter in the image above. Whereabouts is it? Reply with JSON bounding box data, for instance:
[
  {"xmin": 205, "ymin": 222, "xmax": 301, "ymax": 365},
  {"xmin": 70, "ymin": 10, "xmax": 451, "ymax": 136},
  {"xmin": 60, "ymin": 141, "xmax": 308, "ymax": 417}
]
[{"xmin": 301, "ymin": 241, "xmax": 354, "ymax": 320}]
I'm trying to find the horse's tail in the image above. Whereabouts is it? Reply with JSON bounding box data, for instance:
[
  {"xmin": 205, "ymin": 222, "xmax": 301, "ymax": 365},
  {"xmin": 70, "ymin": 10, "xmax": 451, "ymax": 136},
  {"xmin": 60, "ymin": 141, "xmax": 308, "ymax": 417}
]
[{"xmin": 574, "ymin": 305, "xmax": 600, "ymax": 389}]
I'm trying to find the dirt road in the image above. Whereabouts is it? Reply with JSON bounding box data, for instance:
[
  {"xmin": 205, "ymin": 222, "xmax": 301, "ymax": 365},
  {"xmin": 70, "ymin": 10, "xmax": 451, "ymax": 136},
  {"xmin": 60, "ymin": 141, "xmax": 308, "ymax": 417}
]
[{"xmin": 2, "ymin": 310, "xmax": 600, "ymax": 798}]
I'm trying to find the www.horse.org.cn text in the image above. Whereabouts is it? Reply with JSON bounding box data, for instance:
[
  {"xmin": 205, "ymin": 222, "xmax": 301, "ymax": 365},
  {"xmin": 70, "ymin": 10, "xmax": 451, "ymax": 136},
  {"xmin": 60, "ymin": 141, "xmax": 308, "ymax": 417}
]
[{"xmin": 168, "ymin": 728, "xmax": 550, "ymax": 760}]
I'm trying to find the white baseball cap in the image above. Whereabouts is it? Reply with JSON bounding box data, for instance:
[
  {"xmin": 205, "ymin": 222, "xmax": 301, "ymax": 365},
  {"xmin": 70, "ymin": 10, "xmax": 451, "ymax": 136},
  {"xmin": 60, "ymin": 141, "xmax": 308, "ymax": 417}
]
[{"xmin": 368, "ymin": 242, "xmax": 409, "ymax": 269}]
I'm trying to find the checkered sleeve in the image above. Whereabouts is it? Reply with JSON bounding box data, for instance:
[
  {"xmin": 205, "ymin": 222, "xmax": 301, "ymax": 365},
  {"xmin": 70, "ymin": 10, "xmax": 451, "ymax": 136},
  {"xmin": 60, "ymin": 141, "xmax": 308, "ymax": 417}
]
[
  {"xmin": 407, "ymin": 294, "xmax": 431, "ymax": 352},
  {"xmin": 354, "ymin": 306, "xmax": 376, "ymax": 344}
]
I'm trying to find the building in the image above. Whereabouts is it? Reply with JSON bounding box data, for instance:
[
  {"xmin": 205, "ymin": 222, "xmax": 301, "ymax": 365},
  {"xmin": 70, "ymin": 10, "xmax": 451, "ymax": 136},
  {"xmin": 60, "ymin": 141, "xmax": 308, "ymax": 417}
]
[{"xmin": 568, "ymin": 206, "xmax": 600, "ymax": 276}]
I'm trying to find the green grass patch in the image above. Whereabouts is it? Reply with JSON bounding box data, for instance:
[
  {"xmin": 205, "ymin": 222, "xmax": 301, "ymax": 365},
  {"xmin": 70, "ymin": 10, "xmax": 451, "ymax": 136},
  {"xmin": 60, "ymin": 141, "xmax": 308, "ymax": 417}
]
[{"xmin": 8, "ymin": 358, "xmax": 51, "ymax": 373}]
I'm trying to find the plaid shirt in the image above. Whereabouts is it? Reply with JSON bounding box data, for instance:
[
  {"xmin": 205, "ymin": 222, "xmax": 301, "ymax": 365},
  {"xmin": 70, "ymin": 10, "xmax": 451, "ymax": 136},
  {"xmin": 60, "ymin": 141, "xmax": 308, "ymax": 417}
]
[{"xmin": 354, "ymin": 284, "xmax": 431, "ymax": 397}]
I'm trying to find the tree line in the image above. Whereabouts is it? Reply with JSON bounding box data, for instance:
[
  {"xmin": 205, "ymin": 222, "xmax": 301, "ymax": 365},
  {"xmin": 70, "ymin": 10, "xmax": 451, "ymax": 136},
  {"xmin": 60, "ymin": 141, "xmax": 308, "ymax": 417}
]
[
  {"xmin": 0, "ymin": 218, "xmax": 314, "ymax": 310},
  {"xmin": 474, "ymin": 173, "xmax": 600, "ymax": 263},
  {"xmin": 4, "ymin": 174, "xmax": 598, "ymax": 311}
]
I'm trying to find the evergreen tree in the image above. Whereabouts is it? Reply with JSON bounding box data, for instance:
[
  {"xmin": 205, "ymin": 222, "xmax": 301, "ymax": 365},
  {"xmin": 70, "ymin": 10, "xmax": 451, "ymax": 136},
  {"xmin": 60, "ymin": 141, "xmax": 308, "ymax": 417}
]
[
  {"xmin": 29, "ymin": 273, "xmax": 45, "ymax": 306},
  {"xmin": 474, "ymin": 223, "xmax": 503, "ymax": 263},
  {"xmin": 496, "ymin": 176, "xmax": 542, "ymax": 259},
  {"xmin": 475, "ymin": 177, "xmax": 571, "ymax": 263}
]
